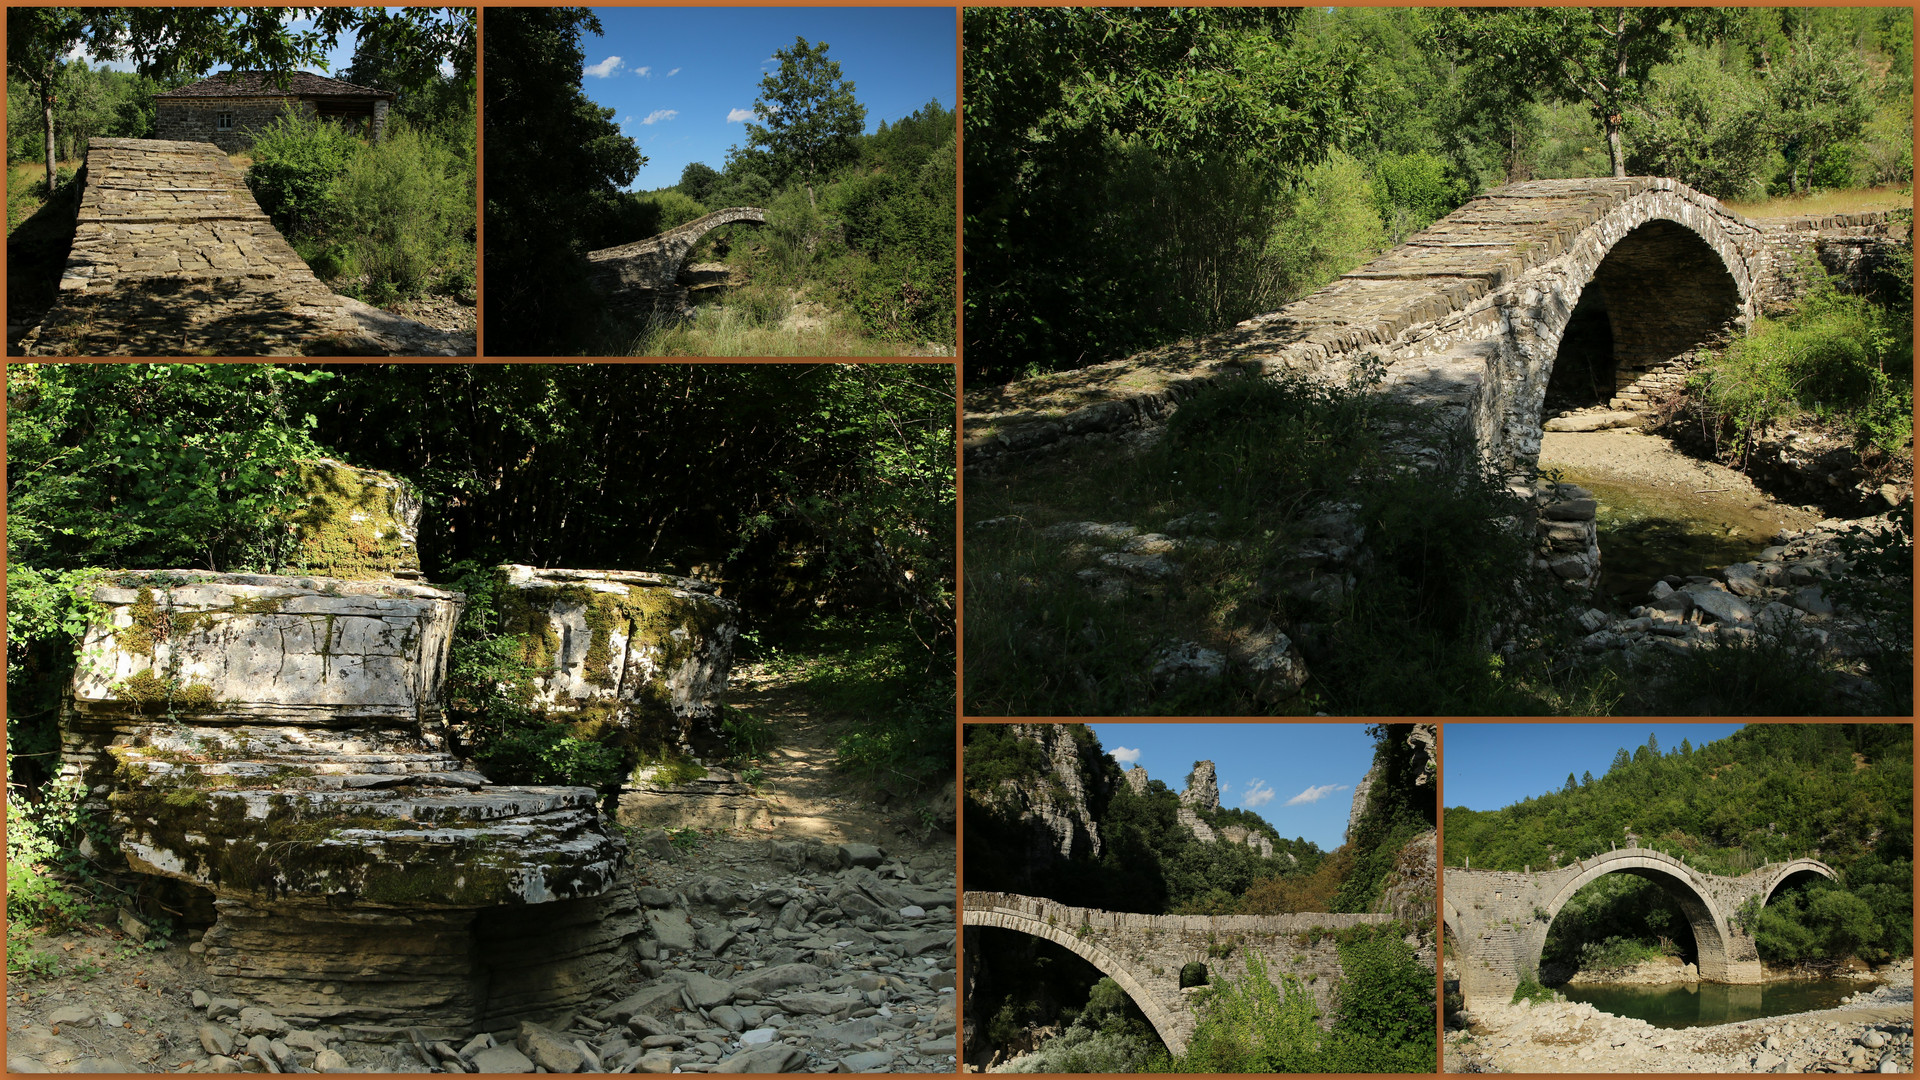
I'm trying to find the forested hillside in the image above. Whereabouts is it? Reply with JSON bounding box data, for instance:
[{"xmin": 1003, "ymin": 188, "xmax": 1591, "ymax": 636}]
[
  {"xmin": 1446, "ymin": 725, "xmax": 1912, "ymax": 968},
  {"xmin": 966, "ymin": 6, "xmax": 1911, "ymax": 384}
]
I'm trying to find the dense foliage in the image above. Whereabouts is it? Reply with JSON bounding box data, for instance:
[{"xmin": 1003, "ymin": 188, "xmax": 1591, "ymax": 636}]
[
  {"xmin": 7, "ymin": 363, "xmax": 955, "ymax": 797},
  {"xmin": 482, "ymin": 7, "xmax": 644, "ymax": 355},
  {"xmin": 966, "ymin": 6, "xmax": 1912, "ymax": 384},
  {"xmin": 1447, "ymin": 725, "xmax": 1912, "ymax": 969},
  {"xmin": 1687, "ymin": 245, "xmax": 1913, "ymax": 462}
]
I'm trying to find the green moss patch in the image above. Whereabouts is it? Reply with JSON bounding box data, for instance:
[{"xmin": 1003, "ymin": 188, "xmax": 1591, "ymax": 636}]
[{"xmin": 284, "ymin": 459, "xmax": 420, "ymax": 579}]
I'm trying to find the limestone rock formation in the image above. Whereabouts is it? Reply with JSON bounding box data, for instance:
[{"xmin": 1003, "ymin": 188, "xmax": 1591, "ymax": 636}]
[
  {"xmin": 1179, "ymin": 760, "xmax": 1220, "ymax": 811},
  {"xmin": 64, "ymin": 569, "xmax": 642, "ymax": 1040}
]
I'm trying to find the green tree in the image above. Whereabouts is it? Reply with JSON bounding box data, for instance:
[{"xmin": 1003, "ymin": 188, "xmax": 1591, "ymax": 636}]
[
  {"xmin": 1437, "ymin": 7, "xmax": 1717, "ymax": 179},
  {"xmin": 1610, "ymin": 747, "xmax": 1631, "ymax": 773},
  {"xmin": 745, "ymin": 37, "xmax": 866, "ymax": 203},
  {"xmin": 678, "ymin": 161, "xmax": 720, "ymax": 203},
  {"xmin": 1582, "ymin": 770, "xmax": 1594, "ymax": 786},
  {"xmin": 964, "ymin": 8, "xmax": 1364, "ymax": 382},
  {"xmin": 1768, "ymin": 23, "xmax": 1873, "ymax": 193},
  {"xmin": 482, "ymin": 7, "xmax": 643, "ymax": 354},
  {"xmin": 6, "ymin": 7, "xmax": 87, "ymax": 192},
  {"xmin": 1624, "ymin": 43, "xmax": 1773, "ymax": 200}
]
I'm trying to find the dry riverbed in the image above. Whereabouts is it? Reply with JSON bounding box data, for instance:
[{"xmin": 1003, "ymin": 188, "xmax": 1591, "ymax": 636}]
[{"xmin": 1445, "ymin": 960, "xmax": 1914, "ymax": 1073}]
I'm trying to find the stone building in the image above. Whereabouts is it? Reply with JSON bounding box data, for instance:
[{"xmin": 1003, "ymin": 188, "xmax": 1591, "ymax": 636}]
[{"xmin": 153, "ymin": 70, "xmax": 394, "ymax": 152}]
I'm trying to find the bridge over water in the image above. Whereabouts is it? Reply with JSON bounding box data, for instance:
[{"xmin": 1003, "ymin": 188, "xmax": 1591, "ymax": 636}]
[
  {"xmin": 962, "ymin": 890, "xmax": 1413, "ymax": 1055},
  {"xmin": 19, "ymin": 138, "xmax": 472, "ymax": 356},
  {"xmin": 1445, "ymin": 848, "xmax": 1837, "ymax": 1007},
  {"xmin": 587, "ymin": 206, "xmax": 767, "ymax": 323}
]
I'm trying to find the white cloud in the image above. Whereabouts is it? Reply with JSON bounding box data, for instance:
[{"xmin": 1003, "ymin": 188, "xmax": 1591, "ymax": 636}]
[
  {"xmin": 640, "ymin": 110, "xmax": 677, "ymax": 126},
  {"xmin": 726, "ymin": 107, "xmax": 756, "ymax": 123},
  {"xmin": 583, "ymin": 56, "xmax": 624, "ymax": 78},
  {"xmin": 438, "ymin": 59, "xmax": 454, "ymax": 77},
  {"xmin": 1110, "ymin": 746, "xmax": 1140, "ymax": 765},
  {"xmin": 1284, "ymin": 783, "xmax": 1350, "ymax": 807},
  {"xmin": 666, "ymin": 67, "xmax": 682, "ymax": 77},
  {"xmin": 636, "ymin": 66, "xmax": 652, "ymax": 78},
  {"xmin": 1243, "ymin": 780, "xmax": 1276, "ymax": 808}
]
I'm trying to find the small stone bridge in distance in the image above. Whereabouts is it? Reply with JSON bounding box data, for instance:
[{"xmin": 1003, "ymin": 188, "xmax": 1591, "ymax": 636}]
[
  {"xmin": 1445, "ymin": 847, "xmax": 1837, "ymax": 1007},
  {"xmin": 587, "ymin": 206, "xmax": 767, "ymax": 323},
  {"xmin": 19, "ymin": 138, "xmax": 471, "ymax": 356},
  {"xmin": 963, "ymin": 890, "xmax": 1409, "ymax": 1055}
]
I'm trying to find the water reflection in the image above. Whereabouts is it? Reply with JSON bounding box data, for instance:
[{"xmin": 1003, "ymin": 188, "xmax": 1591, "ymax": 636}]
[{"xmin": 1560, "ymin": 979, "xmax": 1875, "ymax": 1028}]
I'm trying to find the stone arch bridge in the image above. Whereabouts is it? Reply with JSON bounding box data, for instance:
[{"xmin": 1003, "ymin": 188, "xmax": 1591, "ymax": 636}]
[
  {"xmin": 18, "ymin": 138, "xmax": 472, "ymax": 356},
  {"xmin": 965, "ymin": 176, "xmax": 1903, "ymax": 590},
  {"xmin": 1444, "ymin": 848, "xmax": 1837, "ymax": 1006},
  {"xmin": 587, "ymin": 206, "xmax": 767, "ymax": 323},
  {"xmin": 963, "ymin": 890, "xmax": 1409, "ymax": 1055},
  {"xmin": 966, "ymin": 176, "xmax": 1901, "ymax": 479}
]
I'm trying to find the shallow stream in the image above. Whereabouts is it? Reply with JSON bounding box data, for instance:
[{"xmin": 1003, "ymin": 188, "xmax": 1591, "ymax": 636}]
[
  {"xmin": 1553, "ymin": 470, "xmax": 1789, "ymax": 606},
  {"xmin": 1558, "ymin": 978, "xmax": 1879, "ymax": 1028}
]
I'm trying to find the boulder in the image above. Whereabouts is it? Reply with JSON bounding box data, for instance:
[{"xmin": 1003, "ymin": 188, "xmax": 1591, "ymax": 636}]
[
  {"xmin": 1681, "ymin": 585, "xmax": 1755, "ymax": 625},
  {"xmin": 468, "ymin": 1045, "xmax": 535, "ymax": 1074},
  {"xmin": 516, "ymin": 1022, "xmax": 584, "ymax": 1073},
  {"xmin": 714, "ymin": 1045, "xmax": 809, "ymax": 1073}
]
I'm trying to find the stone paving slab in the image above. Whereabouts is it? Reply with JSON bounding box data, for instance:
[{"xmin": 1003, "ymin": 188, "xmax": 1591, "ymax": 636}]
[{"xmin": 19, "ymin": 137, "xmax": 470, "ymax": 356}]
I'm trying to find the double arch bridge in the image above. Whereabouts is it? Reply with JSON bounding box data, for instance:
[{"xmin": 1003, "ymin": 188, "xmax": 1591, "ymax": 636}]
[{"xmin": 1444, "ymin": 847, "xmax": 1837, "ymax": 1006}]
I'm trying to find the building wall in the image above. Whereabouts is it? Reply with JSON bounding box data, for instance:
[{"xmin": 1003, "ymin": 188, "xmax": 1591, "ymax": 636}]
[{"xmin": 155, "ymin": 97, "xmax": 387, "ymax": 152}]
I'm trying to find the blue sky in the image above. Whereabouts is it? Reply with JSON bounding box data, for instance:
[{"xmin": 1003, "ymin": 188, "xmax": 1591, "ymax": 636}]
[
  {"xmin": 1085, "ymin": 723, "xmax": 1381, "ymax": 851},
  {"xmin": 1444, "ymin": 724, "xmax": 1748, "ymax": 812},
  {"xmin": 578, "ymin": 7, "xmax": 956, "ymax": 191}
]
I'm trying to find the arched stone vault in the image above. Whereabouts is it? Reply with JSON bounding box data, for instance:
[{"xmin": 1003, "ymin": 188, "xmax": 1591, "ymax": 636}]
[
  {"xmin": 1446, "ymin": 850, "xmax": 1837, "ymax": 1006},
  {"xmin": 586, "ymin": 206, "xmax": 767, "ymax": 292}
]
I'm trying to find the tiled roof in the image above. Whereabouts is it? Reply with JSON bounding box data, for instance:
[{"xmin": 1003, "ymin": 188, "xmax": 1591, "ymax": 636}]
[{"xmin": 154, "ymin": 71, "xmax": 396, "ymax": 100}]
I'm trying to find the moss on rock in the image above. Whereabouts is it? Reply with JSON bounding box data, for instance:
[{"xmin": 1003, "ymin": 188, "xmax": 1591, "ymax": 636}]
[{"xmin": 284, "ymin": 459, "xmax": 421, "ymax": 580}]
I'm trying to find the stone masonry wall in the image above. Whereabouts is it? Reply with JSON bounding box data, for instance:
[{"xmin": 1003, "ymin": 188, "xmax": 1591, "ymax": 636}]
[
  {"xmin": 155, "ymin": 98, "xmax": 315, "ymax": 153},
  {"xmin": 1445, "ymin": 849, "xmax": 1837, "ymax": 1007}
]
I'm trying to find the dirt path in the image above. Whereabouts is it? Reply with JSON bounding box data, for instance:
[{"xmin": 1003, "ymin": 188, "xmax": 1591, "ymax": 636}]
[{"xmin": 718, "ymin": 660, "xmax": 949, "ymax": 860}]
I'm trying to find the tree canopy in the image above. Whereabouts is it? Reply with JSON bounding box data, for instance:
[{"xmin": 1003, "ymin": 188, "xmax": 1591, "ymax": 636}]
[{"xmin": 745, "ymin": 37, "xmax": 866, "ymax": 193}]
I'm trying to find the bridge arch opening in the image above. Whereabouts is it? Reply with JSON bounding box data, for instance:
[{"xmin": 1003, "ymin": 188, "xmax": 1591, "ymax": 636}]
[
  {"xmin": 1536, "ymin": 857, "xmax": 1737, "ymax": 984},
  {"xmin": 1540, "ymin": 869, "xmax": 1714, "ymax": 981},
  {"xmin": 1548, "ymin": 217, "xmax": 1745, "ymax": 414},
  {"xmin": 963, "ymin": 925, "xmax": 1172, "ymax": 1066}
]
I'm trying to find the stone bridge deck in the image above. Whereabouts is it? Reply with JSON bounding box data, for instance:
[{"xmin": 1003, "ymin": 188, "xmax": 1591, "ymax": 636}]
[
  {"xmin": 19, "ymin": 138, "xmax": 471, "ymax": 356},
  {"xmin": 587, "ymin": 206, "xmax": 767, "ymax": 323}
]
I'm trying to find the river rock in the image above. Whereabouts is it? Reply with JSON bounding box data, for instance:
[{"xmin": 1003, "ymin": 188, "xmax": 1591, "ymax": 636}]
[
  {"xmin": 199, "ymin": 1024, "xmax": 236, "ymax": 1057},
  {"xmin": 1680, "ymin": 584, "xmax": 1754, "ymax": 624},
  {"xmin": 469, "ymin": 1045, "xmax": 534, "ymax": 1073},
  {"xmin": 714, "ymin": 1045, "xmax": 809, "ymax": 1073}
]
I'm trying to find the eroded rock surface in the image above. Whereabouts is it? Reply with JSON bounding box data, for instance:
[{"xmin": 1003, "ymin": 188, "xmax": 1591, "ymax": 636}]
[{"xmin": 62, "ymin": 569, "xmax": 642, "ymax": 1040}]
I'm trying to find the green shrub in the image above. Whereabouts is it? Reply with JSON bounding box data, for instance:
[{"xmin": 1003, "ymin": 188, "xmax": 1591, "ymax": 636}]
[
  {"xmin": 634, "ymin": 189, "xmax": 709, "ymax": 231},
  {"xmin": 1511, "ymin": 973, "xmax": 1555, "ymax": 1006},
  {"xmin": 5, "ymin": 774, "xmax": 93, "ymax": 931},
  {"xmin": 472, "ymin": 723, "xmax": 624, "ymax": 792},
  {"xmin": 331, "ymin": 122, "xmax": 475, "ymax": 300},
  {"xmin": 1325, "ymin": 934, "xmax": 1438, "ymax": 1072},
  {"xmin": 246, "ymin": 110, "xmax": 361, "ymax": 235},
  {"xmin": 1176, "ymin": 954, "xmax": 1328, "ymax": 1073}
]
